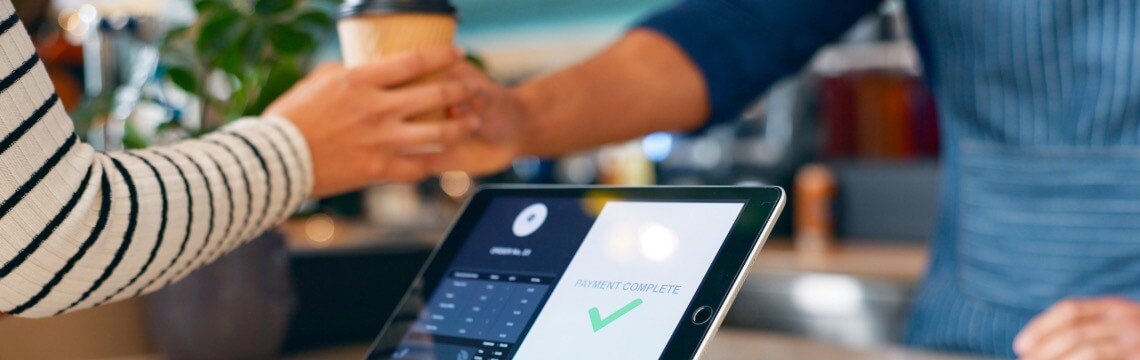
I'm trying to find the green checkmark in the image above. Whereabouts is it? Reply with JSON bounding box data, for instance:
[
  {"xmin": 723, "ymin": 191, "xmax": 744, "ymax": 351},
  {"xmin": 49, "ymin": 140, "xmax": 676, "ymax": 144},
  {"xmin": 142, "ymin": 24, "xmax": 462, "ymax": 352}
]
[{"xmin": 588, "ymin": 298, "xmax": 643, "ymax": 333}]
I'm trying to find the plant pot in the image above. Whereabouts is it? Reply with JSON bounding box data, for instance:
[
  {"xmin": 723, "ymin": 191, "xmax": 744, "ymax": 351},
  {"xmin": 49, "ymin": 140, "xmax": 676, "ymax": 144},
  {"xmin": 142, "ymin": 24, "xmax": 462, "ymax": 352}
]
[{"xmin": 144, "ymin": 230, "xmax": 296, "ymax": 360}]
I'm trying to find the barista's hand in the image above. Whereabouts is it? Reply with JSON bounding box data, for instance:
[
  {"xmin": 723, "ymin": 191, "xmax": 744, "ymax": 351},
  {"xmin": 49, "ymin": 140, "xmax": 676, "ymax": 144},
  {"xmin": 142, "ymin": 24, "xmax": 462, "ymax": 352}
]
[
  {"xmin": 1014, "ymin": 297, "xmax": 1140, "ymax": 360},
  {"xmin": 423, "ymin": 62, "xmax": 525, "ymax": 176},
  {"xmin": 265, "ymin": 47, "xmax": 480, "ymax": 197}
]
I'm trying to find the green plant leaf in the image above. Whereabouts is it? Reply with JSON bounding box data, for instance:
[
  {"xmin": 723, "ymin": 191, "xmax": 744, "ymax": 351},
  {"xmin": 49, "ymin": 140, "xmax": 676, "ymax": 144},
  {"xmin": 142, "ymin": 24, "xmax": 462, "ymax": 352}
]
[
  {"xmin": 228, "ymin": 81, "xmax": 249, "ymax": 120},
  {"xmin": 247, "ymin": 59, "xmax": 302, "ymax": 115},
  {"xmin": 268, "ymin": 23, "xmax": 314, "ymax": 55},
  {"xmin": 195, "ymin": 9, "xmax": 242, "ymax": 55},
  {"xmin": 465, "ymin": 52, "xmax": 487, "ymax": 71},
  {"xmin": 193, "ymin": 0, "xmax": 217, "ymax": 12},
  {"xmin": 214, "ymin": 48, "xmax": 245, "ymax": 78},
  {"xmin": 211, "ymin": 22, "xmax": 253, "ymax": 76},
  {"xmin": 293, "ymin": 10, "xmax": 334, "ymax": 30},
  {"xmin": 291, "ymin": 9, "xmax": 335, "ymax": 44},
  {"xmin": 167, "ymin": 66, "xmax": 199, "ymax": 93},
  {"xmin": 69, "ymin": 91, "xmax": 114, "ymax": 138},
  {"xmin": 255, "ymin": 0, "xmax": 296, "ymax": 15},
  {"xmin": 122, "ymin": 121, "xmax": 150, "ymax": 149},
  {"xmin": 163, "ymin": 0, "xmax": 329, "ymax": 128},
  {"xmin": 194, "ymin": 0, "xmax": 234, "ymax": 17},
  {"xmin": 241, "ymin": 22, "xmax": 268, "ymax": 64}
]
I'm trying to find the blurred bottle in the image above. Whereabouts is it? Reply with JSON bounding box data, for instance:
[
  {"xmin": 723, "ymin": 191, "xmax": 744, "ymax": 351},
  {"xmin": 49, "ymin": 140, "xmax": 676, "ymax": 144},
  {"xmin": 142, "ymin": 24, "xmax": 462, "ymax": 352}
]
[
  {"xmin": 812, "ymin": 0, "xmax": 938, "ymax": 160},
  {"xmin": 794, "ymin": 163, "xmax": 836, "ymax": 252}
]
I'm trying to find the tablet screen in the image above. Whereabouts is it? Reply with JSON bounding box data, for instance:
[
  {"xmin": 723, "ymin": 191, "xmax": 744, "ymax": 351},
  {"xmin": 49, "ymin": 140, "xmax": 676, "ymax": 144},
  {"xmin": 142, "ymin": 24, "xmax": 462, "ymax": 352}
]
[{"xmin": 389, "ymin": 196, "xmax": 745, "ymax": 360}]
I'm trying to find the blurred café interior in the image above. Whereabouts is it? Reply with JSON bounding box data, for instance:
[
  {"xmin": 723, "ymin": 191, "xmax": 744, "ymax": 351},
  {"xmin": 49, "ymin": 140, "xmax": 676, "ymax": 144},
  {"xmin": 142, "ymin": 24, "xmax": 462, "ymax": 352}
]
[{"xmin": 0, "ymin": 0, "xmax": 1098, "ymax": 359}]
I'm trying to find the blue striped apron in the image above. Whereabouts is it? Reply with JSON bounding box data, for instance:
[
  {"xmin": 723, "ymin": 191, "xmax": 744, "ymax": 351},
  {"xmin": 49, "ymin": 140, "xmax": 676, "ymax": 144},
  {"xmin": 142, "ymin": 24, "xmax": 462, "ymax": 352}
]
[{"xmin": 902, "ymin": 0, "xmax": 1140, "ymax": 357}]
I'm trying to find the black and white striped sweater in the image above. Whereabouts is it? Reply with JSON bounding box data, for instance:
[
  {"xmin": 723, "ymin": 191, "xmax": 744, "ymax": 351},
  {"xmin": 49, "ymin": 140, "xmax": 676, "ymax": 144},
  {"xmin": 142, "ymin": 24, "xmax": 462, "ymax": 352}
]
[{"xmin": 0, "ymin": 1, "xmax": 313, "ymax": 318}]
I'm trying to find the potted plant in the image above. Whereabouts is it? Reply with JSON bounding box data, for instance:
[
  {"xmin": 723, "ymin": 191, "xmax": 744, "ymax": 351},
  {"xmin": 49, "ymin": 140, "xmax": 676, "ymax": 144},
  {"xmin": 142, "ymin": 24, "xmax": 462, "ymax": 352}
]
[{"xmin": 142, "ymin": 1, "xmax": 335, "ymax": 358}]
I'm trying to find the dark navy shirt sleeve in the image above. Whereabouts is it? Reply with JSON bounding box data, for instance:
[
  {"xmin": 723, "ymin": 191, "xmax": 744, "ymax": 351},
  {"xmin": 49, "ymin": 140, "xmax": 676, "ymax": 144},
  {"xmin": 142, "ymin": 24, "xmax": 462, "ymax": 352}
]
[{"xmin": 637, "ymin": 0, "xmax": 882, "ymax": 128}]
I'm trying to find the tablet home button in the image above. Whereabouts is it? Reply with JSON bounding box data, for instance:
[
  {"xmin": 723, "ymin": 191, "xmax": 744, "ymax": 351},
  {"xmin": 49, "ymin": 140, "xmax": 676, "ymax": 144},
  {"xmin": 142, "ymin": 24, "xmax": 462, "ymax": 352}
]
[{"xmin": 691, "ymin": 306, "xmax": 713, "ymax": 325}]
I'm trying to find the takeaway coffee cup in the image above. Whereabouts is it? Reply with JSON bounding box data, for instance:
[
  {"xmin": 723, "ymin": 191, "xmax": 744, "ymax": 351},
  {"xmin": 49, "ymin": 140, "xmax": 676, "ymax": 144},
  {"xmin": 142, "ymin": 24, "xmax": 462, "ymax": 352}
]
[{"xmin": 338, "ymin": 0, "xmax": 457, "ymax": 123}]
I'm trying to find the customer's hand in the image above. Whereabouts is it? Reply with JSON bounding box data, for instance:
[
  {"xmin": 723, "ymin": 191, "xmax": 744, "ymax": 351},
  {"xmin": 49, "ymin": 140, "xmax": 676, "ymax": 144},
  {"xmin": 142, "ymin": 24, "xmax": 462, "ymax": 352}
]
[
  {"xmin": 265, "ymin": 46, "xmax": 480, "ymax": 197},
  {"xmin": 423, "ymin": 62, "xmax": 525, "ymax": 176},
  {"xmin": 1014, "ymin": 297, "xmax": 1140, "ymax": 360}
]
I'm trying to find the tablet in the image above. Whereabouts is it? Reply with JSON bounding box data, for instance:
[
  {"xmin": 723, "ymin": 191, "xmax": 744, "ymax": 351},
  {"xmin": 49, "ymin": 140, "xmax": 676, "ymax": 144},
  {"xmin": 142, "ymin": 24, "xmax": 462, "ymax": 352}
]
[{"xmin": 367, "ymin": 186, "xmax": 785, "ymax": 360}]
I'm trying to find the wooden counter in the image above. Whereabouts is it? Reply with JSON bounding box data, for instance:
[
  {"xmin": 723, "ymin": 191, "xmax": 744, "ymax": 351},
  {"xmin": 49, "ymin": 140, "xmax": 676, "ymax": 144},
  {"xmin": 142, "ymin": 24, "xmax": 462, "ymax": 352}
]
[
  {"xmin": 753, "ymin": 240, "xmax": 929, "ymax": 283},
  {"xmin": 703, "ymin": 328, "xmax": 972, "ymax": 360},
  {"xmin": 0, "ymin": 220, "xmax": 931, "ymax": 360},
  {"xmin": 0, "ymin": 298, "xmax": 155, "ymax": 360},
  {"xmin": 282, "ymin": 328, "xmax": 973, "ymax": 360}
]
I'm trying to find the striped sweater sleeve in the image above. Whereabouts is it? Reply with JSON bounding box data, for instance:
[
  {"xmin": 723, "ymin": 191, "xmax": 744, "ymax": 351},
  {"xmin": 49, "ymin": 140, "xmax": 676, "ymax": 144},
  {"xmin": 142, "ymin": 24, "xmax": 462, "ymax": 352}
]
[{"xmin": 0, "ymin": 1, "xmax": 314, "ymax": 318}]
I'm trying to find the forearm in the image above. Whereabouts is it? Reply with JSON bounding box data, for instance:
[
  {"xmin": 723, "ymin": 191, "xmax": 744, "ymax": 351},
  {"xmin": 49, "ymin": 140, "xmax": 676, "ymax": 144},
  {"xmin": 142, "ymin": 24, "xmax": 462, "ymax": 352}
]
[
  {"xmin": 514, "ymin": 29, "xmax": 709, "ymax": 157},
  {"xmin": 0, "ymin": 118, "xmax": 312, "ymax": 318},
  {"xmin": 509, "ymin": 0, "xmax": 886, "ymax": 159}
]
